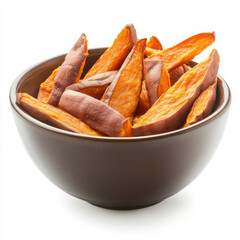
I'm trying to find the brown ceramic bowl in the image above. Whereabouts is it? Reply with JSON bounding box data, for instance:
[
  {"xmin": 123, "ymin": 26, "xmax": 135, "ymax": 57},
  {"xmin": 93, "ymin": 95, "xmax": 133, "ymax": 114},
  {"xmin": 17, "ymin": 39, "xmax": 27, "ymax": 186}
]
[{"xmin": 10, "ymin": 48, "xmax": 231, "ymax": 210}]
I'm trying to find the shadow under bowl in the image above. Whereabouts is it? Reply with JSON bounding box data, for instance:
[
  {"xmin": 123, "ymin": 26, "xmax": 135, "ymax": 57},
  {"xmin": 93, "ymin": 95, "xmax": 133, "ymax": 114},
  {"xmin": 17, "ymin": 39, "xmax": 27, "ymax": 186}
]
[{"xmin": 10, "ymin": 48, "xmax": 231, "ymax": 210}]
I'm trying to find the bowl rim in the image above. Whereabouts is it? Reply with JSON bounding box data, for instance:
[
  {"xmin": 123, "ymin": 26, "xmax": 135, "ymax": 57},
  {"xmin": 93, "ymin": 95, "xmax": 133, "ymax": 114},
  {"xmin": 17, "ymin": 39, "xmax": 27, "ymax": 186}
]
[{"xmin": 9, "ymin": 50, "xmax": 232, "ymax": 142}]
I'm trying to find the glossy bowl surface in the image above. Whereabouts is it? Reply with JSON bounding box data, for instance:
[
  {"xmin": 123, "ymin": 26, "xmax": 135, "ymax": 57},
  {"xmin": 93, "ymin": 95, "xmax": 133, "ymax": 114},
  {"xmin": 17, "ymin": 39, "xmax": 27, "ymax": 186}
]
[{"xmin": 10, "ymin": 48, "xmax": 231, "ymax": 210}]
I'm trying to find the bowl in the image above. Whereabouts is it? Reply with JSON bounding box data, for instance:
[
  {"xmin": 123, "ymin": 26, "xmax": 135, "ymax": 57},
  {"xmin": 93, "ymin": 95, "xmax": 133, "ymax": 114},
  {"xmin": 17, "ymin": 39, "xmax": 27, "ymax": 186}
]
[{"xmin": 10, "ymin": 48, "xmax": 231, "ymax": 210}]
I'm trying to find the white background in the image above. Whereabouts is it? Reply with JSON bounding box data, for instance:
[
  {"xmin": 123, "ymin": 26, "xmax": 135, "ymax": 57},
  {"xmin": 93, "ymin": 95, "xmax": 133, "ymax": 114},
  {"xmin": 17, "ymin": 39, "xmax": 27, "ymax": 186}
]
[{"xmin": 1, "ymin": 0, "xmax": 240, "ymax": 239}]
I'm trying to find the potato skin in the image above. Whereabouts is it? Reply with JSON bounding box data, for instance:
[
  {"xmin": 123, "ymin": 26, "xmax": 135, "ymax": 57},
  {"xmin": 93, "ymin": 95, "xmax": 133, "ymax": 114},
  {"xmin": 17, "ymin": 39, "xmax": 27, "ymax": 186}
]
[
  {"xmin": 59, "ymin": 90, "xmax": 130, "ymax": 137},
  {"xmin": 66, "ymin": 71, "xmax": 117, "ymax": 99},
  {"xmin": 184, "ymin": 80, "xmax": 217, "ymax": 127},
  {"xmin": 144, "ymin": 59, "xmax": 163, "ymax": 105},
  {"xmin": 197, "ymin": 81, "xmax": 217, "ymax": 120},
  {"xmin": 67, "ymin": 71, "xmax": 117, "ymax": 90},
  {"xmin": 169, "ymin": 64, "xmax": 191, "ymax": 86},
  {"xmin": 101, "ymin": 38, "xmax": 146, "ymax": 121},
  {"xmin": 17, "ymin": 93, "xmax": 102, "ymax": 136},
  {"xmin": 48, "ymin": 33, "xmax": 87, "ymax": 106},
  {"xmin": 102, "ymin": 44, "xmax": 135, "ymax": 104},
  {"xmin": 133, "ymin": 100, "xmax": 192, "ymax": 136},
  {"xmin": 147, "ymin": 32, "xmax": 215, "ymax": 71},
  {"xmin": 169, "ymin": 66, "xmax": 184, "ymax": 86},
  {"xmin": 83, "ymin": 24, "xmax": 137, "ymax": 79},
  {"xmin": 132, "ymin": 49, "xmax": 220, "ymax": 136},
  {"xmin": 17, "ymin": 93, "xmax": 73, "ymax": 131}
]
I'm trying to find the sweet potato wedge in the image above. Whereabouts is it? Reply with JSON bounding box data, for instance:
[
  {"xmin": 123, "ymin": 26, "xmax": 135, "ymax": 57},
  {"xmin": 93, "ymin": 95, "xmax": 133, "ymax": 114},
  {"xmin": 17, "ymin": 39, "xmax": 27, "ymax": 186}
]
[
  {"xmin": 102, "ymin": 38, "xmax": 146, "ymax": 120},
  {"xmin": 66, "ymin": 71, "xmax": 117, "ymax": 99},
  {"xmin": 83, "ymin": 24, "xmax": 137, "ymax": 79},
  {"xmin": 169, "ymin": 64, "xmax": 191, "ymax": 86},
  {"xmin": 144, "ymin": 59, "xmax": 171, "ymax": 105},
  {"xmin": 146, "ymin": 36, "xmax": 163, "ymax": 50},
  {"xmin": 144, "ymin": 36, "xmax": 163, "ymax": 56},
  {"xmin": 59, "ymin": 90, "xmax": 133, "ymax": 137},
  {"xmin": 183, "ymin": 79, "xmax": 217, "ymax": 127},
  {"xmin": 135, "ymin": 80, "xmax": 151, "ymax": 115},
  {"xmin": 47, "ymin": 33, "xmax": 88, "ymax": 106},
  {"xmin": 17, "ymin": 93, "xmax": 102, "ymax": 136},
  {"xmin": 132, "ymin": 49, "xmax": 219, "ymax": 136},
  {"xmin": 141, "ymin": 32, "xmax": 211, "ymax": 111},
  {"xmin": 136, "ymin": 36, "xmax": 163, "ymax": 114},
  {"xmin": 147, "ymin": 32, "xmax": 215, "ymax": 71},
  {"xmin": 144, "ymin": 47, "xmax": 158, "ymax": 57},
  {"xmin": 37, "ymin": 66, "xmax": 61, "ymax": 103}
]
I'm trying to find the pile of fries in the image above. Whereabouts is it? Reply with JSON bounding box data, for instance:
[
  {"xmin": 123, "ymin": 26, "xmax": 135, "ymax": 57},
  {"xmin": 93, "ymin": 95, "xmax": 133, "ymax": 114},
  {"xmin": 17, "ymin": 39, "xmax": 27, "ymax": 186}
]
[{"xmin": 17, "ymin": 24, "xmax": 219, "ymax": 137}]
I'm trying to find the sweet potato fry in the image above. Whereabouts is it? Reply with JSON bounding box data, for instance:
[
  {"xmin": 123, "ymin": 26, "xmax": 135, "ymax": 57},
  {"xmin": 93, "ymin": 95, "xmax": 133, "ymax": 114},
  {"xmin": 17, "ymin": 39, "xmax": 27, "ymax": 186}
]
[
  {"xmin": 144, "ymin": 47, "xmax": 158, "ymax": 57},
  {"xmin": 132, "ymin": 49, "xmax": 219, "ymax": 136},
  {"xmin": 102, "ymin": 38, "xmax": 146, "ymax": 120},
  {"xmin": 135, "ymin": 80, "xmax": 151, "ymax": 115},
  {"xmin": 135, "ymin": 63, "xmax": 187, "ymax": 116},
  {"xmin": 37, "ymin": 66, "xmax": 61, "ymax": 103},
  {"xmin": 66, "ymin": 71, "xmax": 117, "ymax": 99},
  {"xmin": 146, "ymin": 36, "xmax": 163, "ymax": 50},
  {"xmin": 17, "ymin": 93, "xmax": 102, "ymax": 136},
  {"xmin": 169, "ymin": 64, "xmax": 191, "ymax": 86},
  {"xmin": 183, "ymin": 79, "xmax": 217, "ymax": 127},
  {"xmin": 84, "ymin": 24, "xmax": 137, "ymax": 79},
  {"xmin": 59, "ymin": 90, "xmax": 132, "ymax": 137},
  {"xmin": 47, "ymin": 33, "xmax": 88, "ymax": 106},
  {"xmin": 147, "ymin": 32, "xmax": 215, "ymax": 71},
  {"xmin": 144, "ymin": 59, "xmax": 170, "ymax": 105},
  {"xmin": 135, "ymin": 60, "xmax": 171, "ymax": 115},
  {"xmin": 136, "ymin": 36, "xmax": 163, "ymax": 113},
  {"xmin": 144, "ymin": 36, "xmax": 163, "ymax": 56}
]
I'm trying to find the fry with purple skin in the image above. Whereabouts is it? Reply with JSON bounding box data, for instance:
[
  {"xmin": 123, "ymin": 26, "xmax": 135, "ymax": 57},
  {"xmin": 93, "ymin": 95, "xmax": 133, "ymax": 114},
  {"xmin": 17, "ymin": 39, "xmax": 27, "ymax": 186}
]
[
  {"xmin": 66, "ymin": 71, "xmax": 117, "ymax": 99},
  {"xmin": 102, "ymin": 38, "xmax": 146, "ymax": 120},
  {"xmin": 144, "ymin": 59, "xmax": 171, "ymax": 105},
  {"xmin": 135, "ymin": 81, "xmax": 151, "ymax": 115},
  {"xmin": 133, "ymin": 49, "xmax": 220, "ymax": 136},
  {"xmin": 84, "ymin": 24, "xmax": 137, "ymax": 79},
  {"xmin": 183, "ymin": 79, "xmax": 218, "ymax": 127},
  {"xmin": 59, "ymin": 90, "xmax": 133, "ymax": 137},
  {"xmin": 17, "ymin": 93, "xmax": 103, "ymax": 136},
  {"xmin": 139, "ymin": 32, "xmax": 215, "ymax": 112},
  {"xmin": 136, "ymin": 36, "xmax": 163, "ymax": 114},
  {"xmin": 47, "ymin": 33, "xmax": 88, "ymax": 106},
  {"xmin": 169, "ymin": 64, "xmax": 191, "ymax": 86},
  {"xmin": 37, "ymin": 66, "xmax": 61, "ymax": 103},
  {"xmin": 144, "ymin": 35, "xmax": 163, "ymax": 56},
  {"xmin": 147, "ymin": 32, "xmax": 215, "ymax": 71}
]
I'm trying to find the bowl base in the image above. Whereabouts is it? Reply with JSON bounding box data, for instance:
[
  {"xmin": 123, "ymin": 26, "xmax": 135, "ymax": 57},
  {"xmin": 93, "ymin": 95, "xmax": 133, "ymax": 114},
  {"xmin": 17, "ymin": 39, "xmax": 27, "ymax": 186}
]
[{"xmin": 88, "ymin": 199, "xmax": 164, "ymax": 210}]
